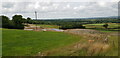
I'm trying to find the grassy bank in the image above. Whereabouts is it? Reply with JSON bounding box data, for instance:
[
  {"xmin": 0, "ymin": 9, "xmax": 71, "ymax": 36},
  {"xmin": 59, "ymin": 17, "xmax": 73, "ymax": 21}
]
[{"xmin": 2, "ymin": 29, "xmax": 81, "ymax": 56}]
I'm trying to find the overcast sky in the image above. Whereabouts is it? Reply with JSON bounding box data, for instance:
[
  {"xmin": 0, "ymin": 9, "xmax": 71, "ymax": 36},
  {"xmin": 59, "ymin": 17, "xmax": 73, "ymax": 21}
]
[{"xmin": 0, "ymin": 0, "xmax": 120, "ymax": 19}]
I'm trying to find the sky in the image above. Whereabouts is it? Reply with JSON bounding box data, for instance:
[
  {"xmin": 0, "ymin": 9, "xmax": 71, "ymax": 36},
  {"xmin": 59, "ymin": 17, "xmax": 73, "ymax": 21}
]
[{"xmin": 0, "ymin": 0, "xmax": 120, "ymax": 19}]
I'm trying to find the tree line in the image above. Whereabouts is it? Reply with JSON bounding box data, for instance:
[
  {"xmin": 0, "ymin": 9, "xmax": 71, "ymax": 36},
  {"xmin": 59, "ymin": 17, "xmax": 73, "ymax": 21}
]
[
  {"xmin": 1, "ymin": 15, "xmax": 86, "ymax": 29},
  {"xmin": 1, "ymin": 15, "xmax": 33, "ymax": 29},
  {"xmin": 1, "ymin": 15, "xmax": 118, "ymax": 29}
]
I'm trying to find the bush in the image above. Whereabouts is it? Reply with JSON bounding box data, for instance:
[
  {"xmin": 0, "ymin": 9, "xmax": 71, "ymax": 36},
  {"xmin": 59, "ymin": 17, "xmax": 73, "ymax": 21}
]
[
  {"xmin": 1, "ymin": 16, "xmax": 9, "ymax": 28},
  {"xmin": 103, "ymin": 23, "xmax": 109, "ymax": 29},
  {"xmin": 13, "ymin": 24, "xmax": 24, "ymax": 29},
  {"xmin": 60, "ymin": 24, "xmax": 85, "ymax": 29},
  {"xmin": 1, "ymin": 15, "xmax": 24, "ymax": 29}
]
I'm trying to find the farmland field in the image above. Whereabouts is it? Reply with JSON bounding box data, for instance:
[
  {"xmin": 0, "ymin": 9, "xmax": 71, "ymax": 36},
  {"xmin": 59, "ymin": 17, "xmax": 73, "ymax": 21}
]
[
  {"xmin": 40, "ymin": 29, "xmax": 118, "ymax": 56},
  {"xmin": 1, "ymin": 1, "xmax": 120, "ymax": 56},
  {"xmin": 0, "ymin": 28, "xmax": 2, "ymax": 56},
  {"xmin": 2, "ymin": 29, "xmax": 81, "ymax": 56},
  {"xmin": 84, "ymin": 23, "xmax": 120, "ymax": 32},
  {"xmin": 2, "ymin": 23, "xmax": 119, "ymax": 56},
  {"xmin": 37, "ymin": 24, "xmax": 59, "ymax": 28},
  {"xmin": 84, "ymin": 23, "xmax": 120, "ymax": 29}
]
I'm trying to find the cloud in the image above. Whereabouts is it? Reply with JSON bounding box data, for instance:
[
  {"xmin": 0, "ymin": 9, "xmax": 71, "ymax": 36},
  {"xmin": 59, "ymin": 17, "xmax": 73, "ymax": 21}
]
[
  {"xmin": 66, "ymin": 4, "xmax": 70, "ymax": 8},
  {"xmin": 34, "ymin": 2, "xmax": 40, "ymax": 9},
  {"xmin": 73, "ymin": 6, "xmax": 85, "ymax": 10},
  {"xmin": 2, "ymin": 2, "xmax": 14, "ymax": 8},
  {"xmin": 2, "ymin": 0, "xmax": 120, "ymax": 2},
  {"xmin": 1, "ymin": 1, "xmax": 118, "ymax": 19},
  {"xmin": 52, "ymin": 3, "xmax": 59, "ymax": 9},
  {"xmin": 97, "ymin": 2, "xmax": 107, "ymax": 7}
]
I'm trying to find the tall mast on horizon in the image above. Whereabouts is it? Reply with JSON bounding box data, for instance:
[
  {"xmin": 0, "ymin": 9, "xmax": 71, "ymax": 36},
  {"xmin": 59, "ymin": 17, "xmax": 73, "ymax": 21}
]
[{"xmin": 35, "ymin": 11, "xmax": 37, "ymax": 30}]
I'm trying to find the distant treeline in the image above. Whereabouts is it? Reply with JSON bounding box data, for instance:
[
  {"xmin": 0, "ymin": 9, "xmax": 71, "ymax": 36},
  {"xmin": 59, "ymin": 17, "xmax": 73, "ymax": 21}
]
[
  {"xmin": 36, "ymin": 18, "xmax": 120, "ymax": 24},
  {"xmin": 1, "ymin": 15, "xmax": 120, "ymax": 29},
  {"xmin": 34, "ymin": 18, "xmax": 119, "ymax": 29}
]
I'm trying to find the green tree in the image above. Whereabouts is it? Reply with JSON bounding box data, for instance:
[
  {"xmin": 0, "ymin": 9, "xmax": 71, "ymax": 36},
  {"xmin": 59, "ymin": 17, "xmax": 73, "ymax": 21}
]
[
  {"xmin": 26, "ymin": 17, "xmax": 32, "ymax": 24},
  {"xmin": 1, "ymin": 15, "xmax": 15, "ymax": 28},
  {"xmin": 22, "ymin": 18, "xmax": 27, "ymax": 24},
  {"xmin": 12, "ymin": 15, "xmax": 24, "ymax": 29},
  {"xmin": 1, "ymin": 15, "xmax": 10, "ymax": 28},
  {"xmin": 103, "ymin": 23, "xmax": 109, "ymax": 29},
  {"xmin": 12, "ymin": 15, "xmax": 23, "ymax": 24}
]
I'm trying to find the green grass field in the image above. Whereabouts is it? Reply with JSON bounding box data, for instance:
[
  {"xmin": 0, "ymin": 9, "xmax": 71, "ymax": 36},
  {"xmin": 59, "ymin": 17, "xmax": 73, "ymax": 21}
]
[
  {"xmin": 84, "ymin": 23, "xmax": 120, "ymax": 28},
  {"xmin": 0, "ymin": 28, "xmax": 2, "ymax": 56},
  {"xmin": 2, "ymin": 23, "xmax": 119, "ymax": 56},
  {"xmin": 84, "ymin": 23, "xmax": 120, "ymax": 32},
  {"xmin": 2, "ymin": 29, "xmax": 81, "ymax": 56},
  {"xmin": 37, "ymin": 24, "xmax": 59, "ymax": 28},
  {"xmin": 40, "ymin": 30, "xmax": 118, "ymax": 56}
]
